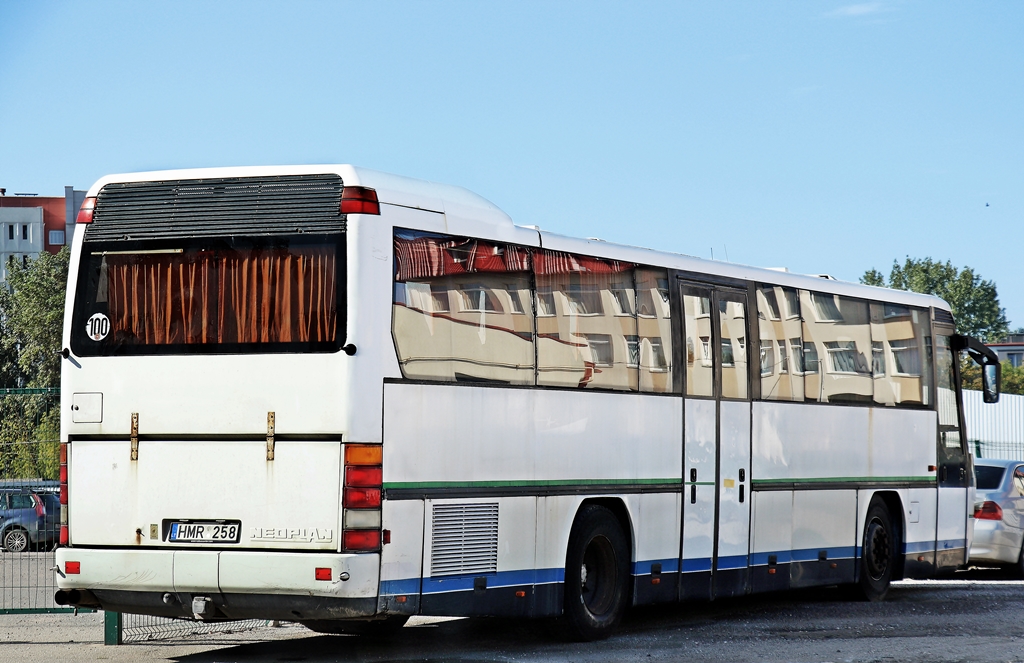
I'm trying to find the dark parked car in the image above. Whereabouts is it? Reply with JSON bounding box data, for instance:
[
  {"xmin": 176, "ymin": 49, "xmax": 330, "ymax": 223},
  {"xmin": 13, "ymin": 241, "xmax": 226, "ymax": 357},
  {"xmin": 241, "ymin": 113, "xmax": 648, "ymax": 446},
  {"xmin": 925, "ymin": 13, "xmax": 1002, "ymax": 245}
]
[
  {"xmin": 970, "ymin": 459, "xmax": 1024, "ymax": 574},
  {"xmin": 0, "ymin": 489, "xmax": 58, "ymax": 552}
]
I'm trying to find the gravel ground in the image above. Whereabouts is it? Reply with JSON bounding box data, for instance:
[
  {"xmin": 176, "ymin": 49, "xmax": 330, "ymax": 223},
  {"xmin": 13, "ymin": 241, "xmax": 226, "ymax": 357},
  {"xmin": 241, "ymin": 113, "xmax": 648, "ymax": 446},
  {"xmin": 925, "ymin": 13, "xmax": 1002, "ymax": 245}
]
[{"xmin": 3, "ymin": 571, "xmax": 1024, "ymax": 662}]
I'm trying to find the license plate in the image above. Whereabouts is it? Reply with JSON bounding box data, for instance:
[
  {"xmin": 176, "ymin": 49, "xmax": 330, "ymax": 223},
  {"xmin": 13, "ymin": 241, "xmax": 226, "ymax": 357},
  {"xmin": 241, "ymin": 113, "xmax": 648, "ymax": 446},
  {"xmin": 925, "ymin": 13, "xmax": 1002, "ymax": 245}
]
[{"xmin": 166, "ymin": 520, "xmax": 241, "ymax": 543}]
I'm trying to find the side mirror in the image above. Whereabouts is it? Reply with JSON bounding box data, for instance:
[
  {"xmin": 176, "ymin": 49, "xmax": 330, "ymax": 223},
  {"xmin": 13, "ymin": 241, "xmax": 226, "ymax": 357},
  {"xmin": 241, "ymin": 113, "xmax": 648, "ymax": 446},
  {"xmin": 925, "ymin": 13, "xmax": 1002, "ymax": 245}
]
[
  {"xmin": 983, "ymin": 362, "xmax": 1000, "ymax": 404},
  {"xmin": 954, "ymin": 335, "xmax": 1001, "ymax": 404}
]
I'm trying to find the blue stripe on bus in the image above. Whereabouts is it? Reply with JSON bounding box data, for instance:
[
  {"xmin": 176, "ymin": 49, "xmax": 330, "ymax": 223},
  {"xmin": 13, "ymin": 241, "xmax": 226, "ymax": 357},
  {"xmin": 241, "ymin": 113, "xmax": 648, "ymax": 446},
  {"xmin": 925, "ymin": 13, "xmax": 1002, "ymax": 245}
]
[
  {"xmin": 937, "ymin": 538, "xmax": 965, "ymax": 550},
  {"xmin": 903, "ymin": 540, "xmax": 934, "ymax": 554},
  {"xmin": 631, "ymin": 558, "xmax": 680, "ymax": 575},
  {"xmin": 380, "ymin": 578, "xmax": 421, "ymax": 596},
  {"xmin": 681, "ymin": 557, "xmax": 712, "ymax": 573},
  {"xmin": 418, "ymin": 568, "xmax": 565, "ymax": 595},
  {"xmin": 716, "ymin": 554, "xmax": 749, "ymax": 570}
]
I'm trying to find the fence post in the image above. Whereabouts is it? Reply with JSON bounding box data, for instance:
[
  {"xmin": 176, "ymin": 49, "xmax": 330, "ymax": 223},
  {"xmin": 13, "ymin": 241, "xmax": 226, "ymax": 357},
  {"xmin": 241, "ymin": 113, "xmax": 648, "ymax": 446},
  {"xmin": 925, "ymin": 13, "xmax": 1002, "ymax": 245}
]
[{"xmin": 104, "ymin": 611, "xmax": 122, "ymax": 645}]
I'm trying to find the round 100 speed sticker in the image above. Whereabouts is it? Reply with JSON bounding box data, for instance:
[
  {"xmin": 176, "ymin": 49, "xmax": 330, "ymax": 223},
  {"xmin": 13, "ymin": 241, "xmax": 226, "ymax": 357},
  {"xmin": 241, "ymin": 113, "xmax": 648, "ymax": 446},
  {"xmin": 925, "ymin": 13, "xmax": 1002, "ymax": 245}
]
[{"xmin": 86, "ymin": 313, "xmax": 110, "ymax": 341}]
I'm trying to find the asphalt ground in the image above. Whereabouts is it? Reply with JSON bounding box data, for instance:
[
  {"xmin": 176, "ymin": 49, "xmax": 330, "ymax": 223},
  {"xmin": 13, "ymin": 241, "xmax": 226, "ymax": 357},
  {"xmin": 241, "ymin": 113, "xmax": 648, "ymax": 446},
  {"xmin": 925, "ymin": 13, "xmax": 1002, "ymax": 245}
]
[{"xmin": 3, "ymin": 570, "xmax": 1024, "ymax": 662}]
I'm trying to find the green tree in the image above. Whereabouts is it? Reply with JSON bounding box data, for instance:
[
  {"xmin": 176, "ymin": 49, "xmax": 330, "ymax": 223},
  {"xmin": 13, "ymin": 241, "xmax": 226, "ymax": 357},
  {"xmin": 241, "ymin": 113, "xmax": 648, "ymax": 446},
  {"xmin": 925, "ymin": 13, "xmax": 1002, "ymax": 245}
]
[
  {"xmin": 0, "ymin": 248, "xmax": 68, "ymax": 481},
  {"xmin": 860, "ymin": 257, "xmax": 1009, "ymax": 342},
  {"xmin": 0, "ymin": 247, "xmax": 69, "ymax": 388}
]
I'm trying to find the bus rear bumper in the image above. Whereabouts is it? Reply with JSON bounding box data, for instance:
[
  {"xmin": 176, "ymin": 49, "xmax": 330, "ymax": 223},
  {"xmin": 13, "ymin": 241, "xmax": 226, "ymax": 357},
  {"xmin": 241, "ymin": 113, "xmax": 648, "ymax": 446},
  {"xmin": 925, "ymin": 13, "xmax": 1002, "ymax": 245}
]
[{"xmin": 54, "ymin": 548, "xmax": 380, "ymax": 620}]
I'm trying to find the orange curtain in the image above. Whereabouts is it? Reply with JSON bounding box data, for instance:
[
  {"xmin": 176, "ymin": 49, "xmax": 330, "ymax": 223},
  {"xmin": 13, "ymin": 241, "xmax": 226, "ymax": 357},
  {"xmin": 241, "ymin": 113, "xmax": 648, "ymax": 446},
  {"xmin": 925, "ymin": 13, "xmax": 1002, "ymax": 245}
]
[{"xmin": 106, "ymin": 247, "xmax": 337, "ymax": 345}]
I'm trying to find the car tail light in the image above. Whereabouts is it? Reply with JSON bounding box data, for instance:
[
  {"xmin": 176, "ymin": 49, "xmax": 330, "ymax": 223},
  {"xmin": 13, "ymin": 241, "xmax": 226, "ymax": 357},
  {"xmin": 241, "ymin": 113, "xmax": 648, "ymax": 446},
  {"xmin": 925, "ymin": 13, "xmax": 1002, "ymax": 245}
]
[
  {"xmin": 33, "ymin": 494, "xmax": 44, "ymax": 518},
  {"xmin": 59, "ymin": 442, "xmax": 68, "ymax": 546},
  {"xmin": 76, "ymin": 197, "xmax": 96, "ymax": 224},
  {"xmin": 342, "ymin": 444, "xmax": 383, "ymax": 552},
  {"xmin": 339, "ymin": 187, "xmax": 380, "ymax": 215},
  {"xmin": 974, "ymin": 500, "xmax": 1003, "ymax": 520}
]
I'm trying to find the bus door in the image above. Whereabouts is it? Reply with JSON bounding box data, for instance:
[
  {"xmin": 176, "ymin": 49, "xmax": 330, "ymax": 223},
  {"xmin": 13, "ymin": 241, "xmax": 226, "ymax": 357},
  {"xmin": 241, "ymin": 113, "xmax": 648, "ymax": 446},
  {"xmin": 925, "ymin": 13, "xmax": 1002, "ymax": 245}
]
[
  {"xmin": 934, "ymin": 328, "xmax": 969, "ymax": 570},
  {"xmin": 678, "ymin": 281, "xmax": 752, "ymax": 601}
]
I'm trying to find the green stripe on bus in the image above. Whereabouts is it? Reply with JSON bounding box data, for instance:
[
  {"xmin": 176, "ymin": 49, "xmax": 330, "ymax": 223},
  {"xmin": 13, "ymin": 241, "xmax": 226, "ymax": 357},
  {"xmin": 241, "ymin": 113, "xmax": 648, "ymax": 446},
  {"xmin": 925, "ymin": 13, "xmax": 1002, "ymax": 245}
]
[
  {"xmin": 752, "ymin": 476, "xmax": 934, "ymax": 485},
  {"xmin": 383, "ymin": 478, "xmax": 680, "ymax": 490}
]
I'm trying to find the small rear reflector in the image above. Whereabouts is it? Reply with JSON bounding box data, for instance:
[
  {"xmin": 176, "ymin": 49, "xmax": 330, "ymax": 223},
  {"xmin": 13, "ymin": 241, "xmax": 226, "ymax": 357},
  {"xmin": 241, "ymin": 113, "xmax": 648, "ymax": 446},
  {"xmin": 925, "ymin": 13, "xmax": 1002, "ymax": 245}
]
[
  {"xmin": 345, "ymin": 444, "xmax": 383, "ymax": 466},
  {"xmin": 76, "ymin": 198, "xmax": 96, "ymax": 224},
  {"xmin": 343, "ymin": 529, "xmax": 381, "ymax": 551},
  {"xmin": 60, "ymin": 525, "xmax": 68, "ymax": 546},
  {"xmin": 340, "ymin": 187, "xmax": 380, "ymax": 215},
  {"xmin": 315, "ymin": 567, "xmax": 332, "ymax": 581},
  {"xmin": 65, "ymin": 561, "xmax": 80, "ymax": 574}
]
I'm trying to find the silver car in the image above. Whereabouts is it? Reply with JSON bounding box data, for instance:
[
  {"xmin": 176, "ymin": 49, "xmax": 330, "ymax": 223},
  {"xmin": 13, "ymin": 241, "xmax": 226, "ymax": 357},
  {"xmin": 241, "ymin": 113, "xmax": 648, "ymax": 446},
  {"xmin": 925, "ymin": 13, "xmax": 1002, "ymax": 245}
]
[{"xmin": 970, "ymin": 459, "xmax": 1024, "ymax": 574}]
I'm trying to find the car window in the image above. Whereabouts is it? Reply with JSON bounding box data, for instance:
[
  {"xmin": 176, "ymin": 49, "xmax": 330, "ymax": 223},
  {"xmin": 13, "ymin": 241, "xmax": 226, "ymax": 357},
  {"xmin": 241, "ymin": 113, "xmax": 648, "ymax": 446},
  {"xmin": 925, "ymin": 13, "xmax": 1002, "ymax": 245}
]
[
  {"xmin": 0, "ymin": 493, "xmax": 8, "ymax": 509},
  {"xmin": 975, "ymin": 465, "xmax": 1007, "ymax": 490},
  {"xmin": 10, "ymin": 494, "xmax": 34, "ymax": 509},
  {"xmin": 1014, "ymin": 467, "xmax": 1024, "ymax": 496}
]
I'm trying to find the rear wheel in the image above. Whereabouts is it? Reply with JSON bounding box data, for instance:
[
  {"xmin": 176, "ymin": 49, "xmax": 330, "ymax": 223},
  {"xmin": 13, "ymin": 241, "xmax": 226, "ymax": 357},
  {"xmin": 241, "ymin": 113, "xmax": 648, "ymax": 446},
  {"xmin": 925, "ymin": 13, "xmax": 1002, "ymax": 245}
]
[
  {"xmin": 856, "ymin": 499, "xmax": 895, "ymax": 601},
  {"xmin": 301, "ymin": 615, "xmax": 409, "ymax": 637},
  {"xmin": 2, "ymin": 527, "xmax": 29, "ymax": 553},
  {"xmin": 561, "ymin": 505, "xmax": 630, "ymax": 641}
]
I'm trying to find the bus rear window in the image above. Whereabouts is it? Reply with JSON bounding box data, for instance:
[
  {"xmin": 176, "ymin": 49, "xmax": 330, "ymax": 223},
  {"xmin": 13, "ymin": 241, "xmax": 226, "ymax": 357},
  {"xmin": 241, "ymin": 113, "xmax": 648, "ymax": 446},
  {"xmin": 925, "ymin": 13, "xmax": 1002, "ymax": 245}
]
[
  {"xmin": 71, "ymin": 235, "xmax": 344, "ymax": 356},
  {"xmin": 975, "ymin": 465, "xmax": 1006, "ymax": 490}
]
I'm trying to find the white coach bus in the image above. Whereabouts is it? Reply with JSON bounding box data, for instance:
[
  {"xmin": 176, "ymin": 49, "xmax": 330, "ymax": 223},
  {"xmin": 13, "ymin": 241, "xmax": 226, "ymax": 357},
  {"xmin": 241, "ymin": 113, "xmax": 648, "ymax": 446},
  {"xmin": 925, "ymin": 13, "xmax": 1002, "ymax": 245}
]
[{"xmin": 54, "ymin": 166, "xmax": 1001, "ymax": 640}]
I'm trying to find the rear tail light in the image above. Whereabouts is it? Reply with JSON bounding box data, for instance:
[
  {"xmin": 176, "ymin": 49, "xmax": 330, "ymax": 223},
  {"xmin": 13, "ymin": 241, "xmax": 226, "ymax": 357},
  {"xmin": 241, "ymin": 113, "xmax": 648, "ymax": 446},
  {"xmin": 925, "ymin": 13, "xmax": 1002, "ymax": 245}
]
[
  {"xmin": 34, "ymin": 495, "xmax": 44, "ymax": 518},
  {"xmin": 974, "ymin": 500, "xmax": 1003, "ymax": 520},
  {"xmin": 59, "ymin": 442, "xmax": 68, "ymax": 546},
  {"xmin": 339, "ymin": 187, "xmax": 380, "ymax": 215},
  {"xmin": 342, "ymin": 444, "xmax": 384, "ymax": 552},
  {"xmin": 76, "ymin": 197, "xmax": 96, "ymax": 224}
]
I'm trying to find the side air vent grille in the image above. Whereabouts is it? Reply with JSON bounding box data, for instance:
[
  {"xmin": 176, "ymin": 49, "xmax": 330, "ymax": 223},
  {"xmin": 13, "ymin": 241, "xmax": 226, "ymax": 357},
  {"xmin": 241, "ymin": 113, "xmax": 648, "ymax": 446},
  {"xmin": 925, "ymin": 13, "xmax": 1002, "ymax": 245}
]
[
  {"xmin": 85, "ymin": 174, "xmax": 345, "ymax": 242},
  {"xmin": 934, "ymin": 308, "xmax": 955, "ymax": 326},
  {"xmin": 430, "ymin": 503, "xmax": 499, "ymax": 577}
]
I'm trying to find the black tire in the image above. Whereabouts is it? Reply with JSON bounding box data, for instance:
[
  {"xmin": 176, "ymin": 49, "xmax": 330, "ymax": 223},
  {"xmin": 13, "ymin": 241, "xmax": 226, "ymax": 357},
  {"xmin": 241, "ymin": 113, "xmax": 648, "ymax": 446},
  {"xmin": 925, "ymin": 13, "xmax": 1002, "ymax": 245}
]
[
  {"xmin": 301, "ymin": 615, "xmax": 409, "ymax": 637},
  {"xmin": 856, "ymin": 499, "xmax": 895, "ymax": 601},
  {"xmin": 2, "ymin": 527, "xmax": 29, "ymax": 553},
  {"xmin": 560, "ymin": 505, "xmax": 630, "ymax": 641}
]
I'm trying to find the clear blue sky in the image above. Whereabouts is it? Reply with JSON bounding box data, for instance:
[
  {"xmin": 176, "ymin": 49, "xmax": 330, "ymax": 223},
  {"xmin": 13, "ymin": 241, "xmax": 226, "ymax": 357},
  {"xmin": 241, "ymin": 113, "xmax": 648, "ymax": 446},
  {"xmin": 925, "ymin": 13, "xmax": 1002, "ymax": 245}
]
[{"xmin": 2, "ymin": 1, "xmax": 1021, "ymax": 327}]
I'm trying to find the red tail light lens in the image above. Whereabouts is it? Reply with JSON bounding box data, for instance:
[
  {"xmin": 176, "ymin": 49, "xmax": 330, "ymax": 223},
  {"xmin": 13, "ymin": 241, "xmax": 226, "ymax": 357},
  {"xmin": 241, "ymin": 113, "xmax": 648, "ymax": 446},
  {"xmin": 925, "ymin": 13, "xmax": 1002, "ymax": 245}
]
[
  {"xmin": 974, "ymin": 501, "xmax": 1003, "ymax": 520},
  {"xmin": 34, "ymin": 495, "xmax": 44, "ymax": 518},
  {"xmin": 340, "ymin": 187, "xmax": 380, "ymax": 215},
  {"xmin": 343, "ymin": 529, "xmax": 381, "ymax": 551},
  {"xmin": 59, "ymin": 465, "xmax": 67, "ymax": 483},
  {"xmin": 76, "ymin": 197, "xmax": 96, "ymax": 224},
  {"xmin": 346, "ymin": 466, "xmax": 382, "ymax": 488},
  {"xmin": 344, "ymin": 487, "xmax": 382, "ymax": 509},
  {"xmin": 60, "ymin": 484, "xmax": 68, "ymax": 505},
  {"xmin": 65, "ymin": 561, "xmax": 80, "ymax": 574},
  {"xmin": 314, "ymin": 567, "xmax": 332, "ymax": 581},
  {"xmin": 60, "ymin": 525, "xmax": 68, "ymax": 546}
]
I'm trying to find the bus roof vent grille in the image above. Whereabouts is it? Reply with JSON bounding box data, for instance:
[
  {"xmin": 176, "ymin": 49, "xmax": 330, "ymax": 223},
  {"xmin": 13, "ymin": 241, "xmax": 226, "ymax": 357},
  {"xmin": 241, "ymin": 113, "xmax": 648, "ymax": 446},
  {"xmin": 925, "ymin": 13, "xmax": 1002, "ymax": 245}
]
[
  {"xmin": 85, "ymin": 174, "xmax": 345, "ymax": 242},
  {"xmin": 430, "ymin": 502, "xmax": 498, "ymax": 577},
  {"xmin": 934, "ymin": 308, "xmax": 955, "ymax": 326}
]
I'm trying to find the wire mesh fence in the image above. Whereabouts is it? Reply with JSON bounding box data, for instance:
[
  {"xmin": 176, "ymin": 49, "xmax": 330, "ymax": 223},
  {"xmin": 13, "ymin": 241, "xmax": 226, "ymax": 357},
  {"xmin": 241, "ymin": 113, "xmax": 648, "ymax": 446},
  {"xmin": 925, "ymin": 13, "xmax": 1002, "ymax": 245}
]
[
  {"xmin": 121, "ymin": 614, "xmax": 274, "ymax": 643},
  {"xmin": 0, "ymin": 389, "xmax": 68, "ymax": 614}
]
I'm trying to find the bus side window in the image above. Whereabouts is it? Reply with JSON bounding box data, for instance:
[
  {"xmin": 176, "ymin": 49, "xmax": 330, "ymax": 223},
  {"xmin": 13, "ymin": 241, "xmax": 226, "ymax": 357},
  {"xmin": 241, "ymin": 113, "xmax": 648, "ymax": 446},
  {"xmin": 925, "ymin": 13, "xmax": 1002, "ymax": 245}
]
[
  {"xmin": 636, "ymin": 268, "xmax": 674, "ymax": 393},
  {"xmin": 534, "ymin": 250, "xmax": 637, "ymax": 391},
  {"xmin": 869, "ymin": 303, "xmax": 932, "ymax": 407},
  {"xmin": 800, "ymin": 291, "xmax": 872, "ymax": 404},
  {"xmin": 392, "ymin": 231, "xmax": 535, "ymax": 385},
  {"xmin": 682, "ymin": 285, "xmax": 714, "ymax": 397},
  {"xmin": 757, "ymin": 285, "xmax": 804, "ymax": 401}
]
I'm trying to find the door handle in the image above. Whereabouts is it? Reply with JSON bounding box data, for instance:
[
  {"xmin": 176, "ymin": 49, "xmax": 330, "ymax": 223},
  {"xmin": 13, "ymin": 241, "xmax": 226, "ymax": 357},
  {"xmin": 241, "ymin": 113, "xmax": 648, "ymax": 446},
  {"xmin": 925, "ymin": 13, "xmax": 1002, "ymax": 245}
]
[
  {"xmin": 739, "ymin": 485, "xmax": 745, "ymax": 503},
  {"xmin": 690, "ymin": 485, "xmax": 696, "ymax": 504}
]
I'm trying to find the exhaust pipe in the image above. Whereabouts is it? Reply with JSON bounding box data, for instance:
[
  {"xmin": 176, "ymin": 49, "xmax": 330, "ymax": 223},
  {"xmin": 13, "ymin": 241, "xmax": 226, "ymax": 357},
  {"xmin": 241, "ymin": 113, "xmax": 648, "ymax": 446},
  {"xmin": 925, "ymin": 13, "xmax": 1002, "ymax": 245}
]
[{"xmin": 54, "ymin": 589, "xmax": 80, "ymax": 605}]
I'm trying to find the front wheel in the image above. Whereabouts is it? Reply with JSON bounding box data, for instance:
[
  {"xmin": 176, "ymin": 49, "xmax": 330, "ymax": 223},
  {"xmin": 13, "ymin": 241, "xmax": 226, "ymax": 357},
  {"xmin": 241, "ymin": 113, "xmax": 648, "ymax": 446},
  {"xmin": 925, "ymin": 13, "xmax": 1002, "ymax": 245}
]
[
  {"xmin": 3, "ymin": 527, "xmax": 30, "ymax": 553},
  {"xmin": 856, "ymin": 499, "xmax": 895, "ymax": 601},
  {"xmin": 561, "ymin": 505, "xmax": 630, "ymax": 641}
]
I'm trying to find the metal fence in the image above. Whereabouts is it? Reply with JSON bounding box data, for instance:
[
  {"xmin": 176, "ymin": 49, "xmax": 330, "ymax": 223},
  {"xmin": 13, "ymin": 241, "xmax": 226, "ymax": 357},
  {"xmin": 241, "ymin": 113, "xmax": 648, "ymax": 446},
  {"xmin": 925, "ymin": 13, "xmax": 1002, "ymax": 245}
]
[
  {"xmin": 0, "ymin": 390, "xmax": 71, "ymax": 615},
  {"xmin": 119, "ymin": 614, "xmax": 273, "ymax": 643},
  {"xmin": 964, "ymin": 390, "xmax": 1024, "ymax": 460}
]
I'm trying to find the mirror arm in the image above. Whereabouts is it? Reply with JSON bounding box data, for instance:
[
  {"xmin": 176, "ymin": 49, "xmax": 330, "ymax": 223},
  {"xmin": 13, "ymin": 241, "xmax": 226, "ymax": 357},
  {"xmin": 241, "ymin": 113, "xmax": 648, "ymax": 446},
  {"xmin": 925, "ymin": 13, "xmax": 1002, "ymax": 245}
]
[{"xmin": 952, "ymin": 334, "xmax": 999, "ymax": 366}]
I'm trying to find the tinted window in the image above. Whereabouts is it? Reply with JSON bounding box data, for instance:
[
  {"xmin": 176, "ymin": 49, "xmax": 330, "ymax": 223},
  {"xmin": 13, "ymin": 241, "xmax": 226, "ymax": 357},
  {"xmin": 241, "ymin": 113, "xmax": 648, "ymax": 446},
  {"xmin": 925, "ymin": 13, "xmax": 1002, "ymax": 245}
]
[
  {"xmin": 975, "ymin": 465, "xmax": 1006, "ymax": 490},
  {"xmin": 392, "ymin": 231, "xmax": 535, "ymax": 385},
  {"xmin": 869, "ymin": 303, "xmax": 931, "ymax": 407},
  {"xmin": 757, "ymin": 286, "xmax": 803, "ymax": 401},
  {"xmin": 72, "ymin": 235, "xmax": 344, "ymax": 356},
  {"xmin": 11, "ymin": 494, "xmax": 34, "ymax": 509},
  {"xmin": 801, "ymin": 292, "xmax": 872, "ymax": 404},
  {"xmin": 635, "ymin": 268, "xmax": 674, "ymax": 393},
  {"xmin": 535, "ymin": 250, "xmax": 637, "ymax": 391}
]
